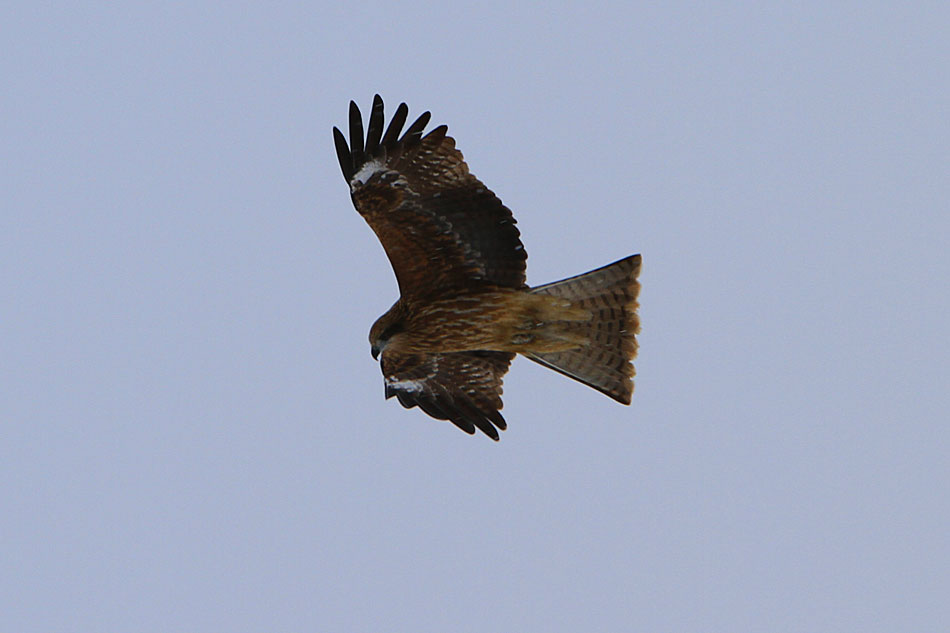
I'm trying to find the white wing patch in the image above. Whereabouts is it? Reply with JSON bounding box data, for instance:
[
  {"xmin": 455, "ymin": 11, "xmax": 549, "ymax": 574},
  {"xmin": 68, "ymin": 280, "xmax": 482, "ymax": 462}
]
[
  {"xmin": 383, "ymin": 356, "xmax": 439, "ymax": 395},
  {"xmin": 385, "ymin": 375, "xmax": 426, "ymax": 393},
  {"xmin": 350, "ymin": 159, "xmax": 385, "ymax": 191}
]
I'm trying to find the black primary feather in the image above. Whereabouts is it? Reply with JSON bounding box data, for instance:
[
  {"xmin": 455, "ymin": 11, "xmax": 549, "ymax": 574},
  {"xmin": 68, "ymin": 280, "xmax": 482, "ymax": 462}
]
[
  {"xmin": 348, "ymin": 101, "xmax": 364, "ymax": 168},
  {"xmin": 365, "ymin": 94, "xmax": 384, "ymax": 157},
  {"xmin": 381, "ymin": 102, "xmax": 408, "ymax": 148},
  {"xmin": 401, "ymin": 111, "xmax": 431, "ymax": 146},
  {"xmin": 332, "ymin": 127, "xmax": 352, "ymax": 180}
]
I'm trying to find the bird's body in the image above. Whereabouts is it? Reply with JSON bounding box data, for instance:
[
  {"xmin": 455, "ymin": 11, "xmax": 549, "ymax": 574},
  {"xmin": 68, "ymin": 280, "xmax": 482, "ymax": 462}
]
[
  {"xmin": 333, "ymin": 96, "xmax": 641, "ymax": 440},
  {"xmin": 372, "ymin": 288, "xmax": 589, "ymax": 356}
]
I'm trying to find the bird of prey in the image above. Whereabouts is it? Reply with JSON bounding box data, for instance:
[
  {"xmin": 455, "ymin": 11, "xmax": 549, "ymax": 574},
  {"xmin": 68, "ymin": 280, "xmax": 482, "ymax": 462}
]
[{"xmin": 333, "ymin": 96, "xmax": 641, "ymax": 440}]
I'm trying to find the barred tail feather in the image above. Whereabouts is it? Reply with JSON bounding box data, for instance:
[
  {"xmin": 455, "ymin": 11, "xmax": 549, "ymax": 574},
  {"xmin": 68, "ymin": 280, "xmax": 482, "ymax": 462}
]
[{"xmin": 526, "ymin": 254, "xmax": 641, "ymax": 404}]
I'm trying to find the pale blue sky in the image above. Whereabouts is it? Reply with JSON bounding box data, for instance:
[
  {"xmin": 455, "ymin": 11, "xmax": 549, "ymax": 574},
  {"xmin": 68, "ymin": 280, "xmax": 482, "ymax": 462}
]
[{"xmin": 3, "ymin": 2, "xmax": 948, "ymax": 631}]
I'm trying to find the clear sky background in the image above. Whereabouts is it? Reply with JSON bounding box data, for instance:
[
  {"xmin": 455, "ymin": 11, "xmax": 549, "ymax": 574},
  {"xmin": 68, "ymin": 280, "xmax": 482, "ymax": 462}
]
[{"xmin": 3, "ymin": 2, "xmax": 948, "ymax": 631}]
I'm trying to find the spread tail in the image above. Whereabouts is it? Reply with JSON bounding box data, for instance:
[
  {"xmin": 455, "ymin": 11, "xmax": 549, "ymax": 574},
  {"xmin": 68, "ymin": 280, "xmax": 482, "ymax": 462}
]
[{"xmin": 526, "ymin": 254, "xmax": 641, "ymax": 404}]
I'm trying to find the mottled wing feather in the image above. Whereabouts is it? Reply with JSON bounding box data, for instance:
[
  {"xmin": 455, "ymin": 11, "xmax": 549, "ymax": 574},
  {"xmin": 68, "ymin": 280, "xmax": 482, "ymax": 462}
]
[
  {"xmin": 381, "ymin": 350, "xmax": 513, "ymax": 440},
  {"xmin": 333, "ymin": 95, "xmax": 527, "ymax": 299}
]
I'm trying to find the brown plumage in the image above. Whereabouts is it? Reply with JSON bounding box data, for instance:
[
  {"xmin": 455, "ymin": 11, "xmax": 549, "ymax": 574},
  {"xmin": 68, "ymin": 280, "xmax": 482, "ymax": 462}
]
[{"xmin": 333, "ymin": 95, "xmax": 641, "ymax": 440}]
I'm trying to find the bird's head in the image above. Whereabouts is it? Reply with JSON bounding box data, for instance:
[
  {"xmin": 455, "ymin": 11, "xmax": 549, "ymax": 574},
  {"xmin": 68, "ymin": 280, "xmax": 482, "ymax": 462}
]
[{"xmin": 368, "ymin": 303, "xmax": 405, "ymax": 361}]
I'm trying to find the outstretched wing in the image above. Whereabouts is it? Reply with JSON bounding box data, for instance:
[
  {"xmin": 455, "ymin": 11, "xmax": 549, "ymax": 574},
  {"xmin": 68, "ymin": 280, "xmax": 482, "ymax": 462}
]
[
  {"xmin": 333, "ymin": 95, "xmax": 527, "ymax": 300},
  {"xmin": 380, "ymin": 350, "xmax": 513, "ymax": 441}
]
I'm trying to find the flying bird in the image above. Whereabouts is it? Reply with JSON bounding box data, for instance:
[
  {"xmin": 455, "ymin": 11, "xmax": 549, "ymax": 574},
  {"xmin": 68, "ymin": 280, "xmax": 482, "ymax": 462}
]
[{"xmin": 333, "ymin": 96, "xmax": 641, "ymax": 440}]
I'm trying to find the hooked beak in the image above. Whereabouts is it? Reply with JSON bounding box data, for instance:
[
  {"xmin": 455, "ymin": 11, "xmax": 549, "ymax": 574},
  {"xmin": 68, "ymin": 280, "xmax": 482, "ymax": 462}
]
[{"xmin": 371, "ymin": 345, "xmax": 380, "ymax": 361}]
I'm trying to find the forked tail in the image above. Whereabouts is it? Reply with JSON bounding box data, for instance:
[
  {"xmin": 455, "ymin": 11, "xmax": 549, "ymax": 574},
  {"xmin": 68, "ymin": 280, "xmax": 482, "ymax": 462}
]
[{"xmin": 527, "ymin": 254, "xmax": 641, "ymax": 404}]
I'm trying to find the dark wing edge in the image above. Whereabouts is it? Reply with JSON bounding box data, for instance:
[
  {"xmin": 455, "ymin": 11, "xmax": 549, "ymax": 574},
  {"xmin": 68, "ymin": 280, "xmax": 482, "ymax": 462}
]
[
  {"xmin": 383, "ymin": 351, "xmax": 512, "ymax": 441},
  {"xmin": 332, "ymin": 94, "xmax": 434, "ymax": 183}
]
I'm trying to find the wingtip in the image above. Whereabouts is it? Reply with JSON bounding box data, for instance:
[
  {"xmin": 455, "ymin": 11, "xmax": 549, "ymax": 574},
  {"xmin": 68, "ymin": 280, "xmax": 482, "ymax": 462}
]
[
  {"xmin": 332, "ymin": 126, "xmax": 353, "ymax": 180},
  {"xmin": 366, "ymin": 95, "xmax": 385, "ymax": 157},
  {"xmin": 381, "ymin": 102, "xmax": 410, "ymax": 147},
  {"xmin": 348, "ymin": 100, "xmax": 362, "ymax": 125},
  {"xmin": 424, "ymin": 124, "xmax": 449, "ymax": 141},
  {"xmin": 489, "ymin": 409, "xmax": 507, "ymax": 431},
  {"xmin": 449, "ymin": 419, "xmax": 478, "ymax": 435},
  {"xmin": 348, "ymin": 100, "xmax": 366, "ymax": 167},
  {"xmin": 402, "ymin": 110, "xmax": 432, "ymax": 143}
]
